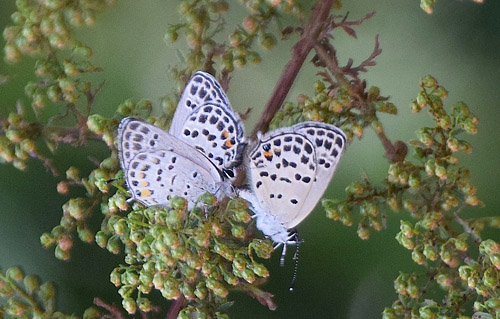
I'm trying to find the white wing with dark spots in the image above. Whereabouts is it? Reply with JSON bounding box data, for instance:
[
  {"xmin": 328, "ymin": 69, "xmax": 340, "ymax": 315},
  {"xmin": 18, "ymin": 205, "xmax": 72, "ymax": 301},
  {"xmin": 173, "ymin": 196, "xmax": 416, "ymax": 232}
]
[
  {"xmin": 241, "ymin": 121, "xmax": 346, "ymax": 244},
  {"xmin": 169, "ymin": 71, "xmax": 246, "ymax": 179},
  {"xmin": 118, "ymin": 118, "xmax": 228, "ymax": 209}
]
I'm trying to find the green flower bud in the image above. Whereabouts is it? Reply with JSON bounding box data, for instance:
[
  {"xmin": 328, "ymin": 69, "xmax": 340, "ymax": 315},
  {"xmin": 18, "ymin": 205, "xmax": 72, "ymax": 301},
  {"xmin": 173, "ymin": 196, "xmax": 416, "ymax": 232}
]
[
  {"xmin": 416, "ymin": 128, "xmax": 433, "ymax": 146},
  {"xmin": 387, "ymin": 196, "xmax": 400, "ymax": 213},
  {"xmin": 55, "ymin": 245, "xmax": 70, "ymax": 260},
  {"xmin": 490, "ymin": 254, "xmax": 500, "ymax": 269},
  {"xmin": 403, "ymin": 199, "xmax": 418, "ymax": 213},
  {"xmin": 233, "ymin": 55, "xmax": 246, "ymax": 68},
  {"xmin": 136, "ymin": 297, "xmax": 151, "ymax": 312},
  {"xmin": 416, "ymin": 92, "xmax": 428, "ymax": 107},
  {"xmin": 346, "ymin": 181, "xmax": 364, "ymax": 195},
  {"xmin": 180, "ymin": 282, "xmax": 196, "ymax": 300},
  {"xmin": 39, "ymin": 282, "xmax": 56, "ymax": 302},
  {"xmin": 110, "ymin": 268, "xmax": 121, "ymax": 287},
  {"xmin": 251, "ymin": 239, "xmax": 273, "ymax": 259},
  {"xmin": 83, "ymin": 307, "xmax": 100, "ymax": 319},
  {"xmin": 106, "ymin": 236, "xmax": 121, "ymax": 254},
  {"xmin": 122, "ymin": 297, "xmax": 136, "ymax": 314},
  {"xmin": 247, "ymin": 51, "xmax": 261, "ymax": 64},
  {"xmin": 164, "ymin": 26, "xmax": 178, "ymax": 43},
  {"xmin": 260, "ymin": 33, "xmax": 276, "ymax": 50},
  {"xmin": 231, "ymin": 225, "xmax": 245, "ymax": 238},
  {"xmin": 240, "ymin": 268, "xmax": 256, "ymax": 283},
  {"xmin": 251, "ymin": 262, "xmax": 269, "ymax": 277},
  {"xmin": 382, "ymin": 308, "xmax": 398, "ymax": 319},
  {"xmin": 194, "ymin": 282, "xmax": 208, "ymax": 300},
  {"xmin": 483, "ymin": 268, "xmax": 499, "ymax": 288},
  {"xmin": 357, "ymin": 224, "xmax": 370, "ymax": 240},
  {"xmin": 86, "ymin": 114, "xmax": 106, "ymax": 134},
  {"xmin": 6, "ymin": 267, "xmax": 24, "ymax": 281},
  {"xmin": 242, "ymin": 16, "xmax": 258, "ymax": 34},
  {"xmin": 400, "ymin": 221, "xmax": 414, "ymax": 238},
  {"xmin": 419, "ymin": 307, "xmax": 436, "ymax": 319},
  {"xmin": 480, "ymin": 240, "xmax": 500, "ymax": 255},
  {"xmin": 425, "ymin": 159, "xmax": 435, "ymax": 176},
  {"xmin": 214, "ymin": 242, "xmax": 234, "ymax": 261},
  {"xmin": 421, "ymin": 75, "xmax": 437, "ymax": 88},
  {"xmin": 396, "ymin": 232, "xmax": 414, "ymax": 250},
  {"xmin": 408, "ymin": 174, "xmax": 421, "ymax": 189},
  {"xmin": 435, "ymin": 164, "xmax": 447, "ymax": 180},
  {"xmin": 411, "ymin": 247, "xmax": 426, "ymax": 265},
  {"xmin": 434, "ymin": 85, "xmax": 448, "ymax": 99},
  {"xmin": 438, "ymin": 115, "xmax": 451, "ymax": 129},
  {"xmin": 206, "ymin": 278, "xmax": 228, "ymax": 297},
  {"xmin": 170, "ymin": 196, "xmax": 187, "ymax": 211}
]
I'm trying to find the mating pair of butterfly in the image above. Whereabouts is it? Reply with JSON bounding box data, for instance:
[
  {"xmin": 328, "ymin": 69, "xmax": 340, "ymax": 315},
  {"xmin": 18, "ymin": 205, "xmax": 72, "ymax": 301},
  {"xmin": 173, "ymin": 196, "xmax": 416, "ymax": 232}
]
[{"xmin": 118, "ymin": 71, "xmax": 346, "ymax": 252}]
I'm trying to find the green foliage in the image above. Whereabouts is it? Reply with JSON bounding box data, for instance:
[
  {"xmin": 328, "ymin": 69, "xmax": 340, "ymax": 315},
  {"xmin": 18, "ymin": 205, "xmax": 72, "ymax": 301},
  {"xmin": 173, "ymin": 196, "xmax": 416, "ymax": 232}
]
[
  {"xmin": 0, "ymin": 266, "xmax": 83, "ymax": 319},
  {"xmin": 1, "ymin": 1, "xmax": 497, "ymax": 319}
]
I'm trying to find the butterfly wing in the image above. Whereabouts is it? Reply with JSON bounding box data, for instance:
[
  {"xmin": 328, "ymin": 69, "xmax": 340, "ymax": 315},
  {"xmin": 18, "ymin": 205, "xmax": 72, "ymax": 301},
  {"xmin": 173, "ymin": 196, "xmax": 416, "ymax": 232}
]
[
  {"xmin": 287, "ymin": 121, "xmax": 346, "ymax": 228},
  {"xmin": 246, "ymin": 127, "xmax": 318, "ymax": 229},
  {"xmin": 169, "ymin": 71, "xmax": 245, "ymax": 177},
  {"xmin": 118, "ymin": 118, "xmax": 225, "ymax": 208}
]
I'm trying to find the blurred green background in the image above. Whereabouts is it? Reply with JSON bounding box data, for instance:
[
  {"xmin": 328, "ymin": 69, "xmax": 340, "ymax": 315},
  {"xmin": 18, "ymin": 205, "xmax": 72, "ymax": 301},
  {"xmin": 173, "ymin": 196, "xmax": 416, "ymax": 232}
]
[{"xmin": 1, "ymin": 1, "xmax": 499, "ymax": 318}]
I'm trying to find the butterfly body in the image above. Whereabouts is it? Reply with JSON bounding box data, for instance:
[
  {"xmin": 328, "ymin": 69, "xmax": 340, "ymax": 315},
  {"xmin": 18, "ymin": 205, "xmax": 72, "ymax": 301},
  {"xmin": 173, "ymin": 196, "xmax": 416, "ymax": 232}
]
[{"xmin": 241, "ymin": 121, "xmax": 346, "ymax": 244}]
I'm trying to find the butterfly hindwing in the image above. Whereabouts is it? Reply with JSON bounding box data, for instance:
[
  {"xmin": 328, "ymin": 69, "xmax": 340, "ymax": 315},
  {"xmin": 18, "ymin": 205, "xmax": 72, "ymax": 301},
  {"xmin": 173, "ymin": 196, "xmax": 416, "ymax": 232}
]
[
  {"xmin": 118, "ymin": 118, "xmax": 225, "ymax": 208},
  {"xmin": 248, "ymin": 129, "xmax": 318, "ymax": 229},
  {"xmin": 244, "ymin": 121, "xmax": 346, "ymax": 242}
]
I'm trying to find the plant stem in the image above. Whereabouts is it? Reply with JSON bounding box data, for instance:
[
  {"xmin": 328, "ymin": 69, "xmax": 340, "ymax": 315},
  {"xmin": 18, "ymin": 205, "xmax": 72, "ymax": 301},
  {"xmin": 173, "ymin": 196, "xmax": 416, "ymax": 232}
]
[{"xmin": 251, "ymin": 0, "xmax": 335, "ymax": 137}]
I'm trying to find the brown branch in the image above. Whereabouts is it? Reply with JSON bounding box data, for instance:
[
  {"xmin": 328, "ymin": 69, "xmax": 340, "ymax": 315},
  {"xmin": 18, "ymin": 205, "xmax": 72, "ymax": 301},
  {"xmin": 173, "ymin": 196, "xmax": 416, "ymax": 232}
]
[
  {"xmin": 43, "ymin": 126, "xmax": 101, "ymax": 145},
  {"xmin": 94, "ymin": 297, "xmax": 127, "ymax": 319},
  {"xmin": 166, "ymin": 295, "xmax": 186, "ymax": 319},
  {"xmin": 251, "ymin": 0, "xmax": 335, "ymax": 137}
]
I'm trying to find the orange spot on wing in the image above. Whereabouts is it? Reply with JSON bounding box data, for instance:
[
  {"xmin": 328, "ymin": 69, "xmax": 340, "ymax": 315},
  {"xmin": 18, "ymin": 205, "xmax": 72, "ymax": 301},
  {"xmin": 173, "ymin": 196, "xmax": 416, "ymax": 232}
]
[{"xmin": 140, "ymin": 189, "xmax": 152, "ymax": 197}]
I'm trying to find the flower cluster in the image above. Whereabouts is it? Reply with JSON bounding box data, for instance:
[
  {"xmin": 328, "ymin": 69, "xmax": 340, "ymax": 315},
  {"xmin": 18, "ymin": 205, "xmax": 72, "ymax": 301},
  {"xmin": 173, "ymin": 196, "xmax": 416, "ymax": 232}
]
[
  {"xmin": 164, "ymin": 0, "xmax": 302, "ymax": 91},
  {"xmin": 270, "ymin": 78, "xmax": 397, "ymax": 142},
  {"xmin": 106, "ymin": 196, "xmax": 272, "ymax": 316},
  {"xmin": 3, "ymin": 0, "xmax": 113, "ymax": 110}
]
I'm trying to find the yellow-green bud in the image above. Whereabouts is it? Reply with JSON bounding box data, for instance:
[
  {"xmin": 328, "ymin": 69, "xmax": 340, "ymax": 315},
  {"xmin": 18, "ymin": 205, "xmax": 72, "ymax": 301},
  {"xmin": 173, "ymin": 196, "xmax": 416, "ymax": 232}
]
[
  {"xmin": 421, "ymin": 75, "xmax": 437, "ymax": 88},
  {"xmin": 122, "ymin": 297, "xmax": 136, "ymax": 314},
  {"xmin": 55, "ymin": 245, "xmax": 70, "ymax": 260},
  {"xmin": 6, "ymin": 267, "xmax": 24, "ymax": 281},
  {"xmin": 260, "ymin": 33, "xmax": 276, "ymax": 50},
  {"xmin": 357, "ymin": 224, "xmax": 370, "ymax": 240},
  {"xmin": 194, "ymin": 282, "xmax": 208, "ymax": 300},
  {"xmin": 106, "ymin": 236, "xmax": 121, "ymax": 254}
]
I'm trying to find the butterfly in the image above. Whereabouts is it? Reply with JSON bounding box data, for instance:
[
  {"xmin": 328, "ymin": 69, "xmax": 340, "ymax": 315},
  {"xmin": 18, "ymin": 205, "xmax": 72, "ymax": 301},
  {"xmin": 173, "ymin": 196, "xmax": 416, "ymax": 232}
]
[
  {"xmin": 240, "ymin": 121, "xmax": 346, "ymax": 257},
  {"xmin": 117, "ymin": 71, "xmax": 245, "ymax": 209}
]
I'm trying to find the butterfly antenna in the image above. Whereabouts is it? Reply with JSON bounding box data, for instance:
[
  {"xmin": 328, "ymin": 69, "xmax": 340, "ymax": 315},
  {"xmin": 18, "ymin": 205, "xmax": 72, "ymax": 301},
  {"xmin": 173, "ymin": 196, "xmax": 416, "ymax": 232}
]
[{"xmin": 288, "ymin": 233, "xmax": 301, "ymax": 292}]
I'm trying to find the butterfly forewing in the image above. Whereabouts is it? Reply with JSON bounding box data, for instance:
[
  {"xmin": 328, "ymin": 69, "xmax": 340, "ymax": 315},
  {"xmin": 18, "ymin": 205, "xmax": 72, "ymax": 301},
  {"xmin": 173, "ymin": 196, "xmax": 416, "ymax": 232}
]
[
  {"xmin": 248, "ymin": 129, "xmax": 319, "ymax": 228},
  {"xmin": 169, "ymin": 71, "xmax": 245, "ymax": 177},
  {"xmin": 170, "ymin": 71, "xmax": 230, "ymax": 135}
]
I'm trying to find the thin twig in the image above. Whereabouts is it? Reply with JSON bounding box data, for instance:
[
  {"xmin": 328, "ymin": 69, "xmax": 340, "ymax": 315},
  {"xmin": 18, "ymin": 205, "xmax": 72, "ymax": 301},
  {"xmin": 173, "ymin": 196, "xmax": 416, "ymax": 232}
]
[
  {"xmin": 94, "ymin": 297, "xmax": 127, "ymax": 319},
  {"xmin": 251, "ymin": 0, "xmax": 335, "ymax": 137}
]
